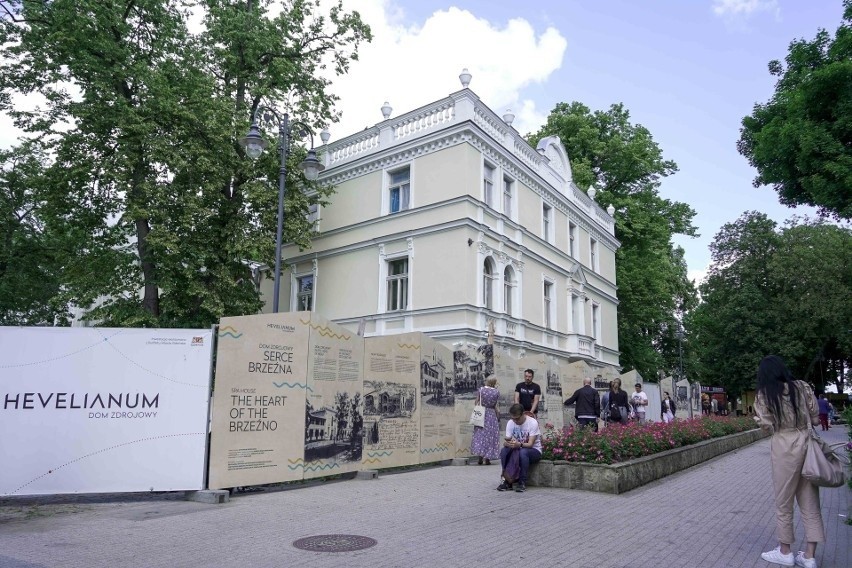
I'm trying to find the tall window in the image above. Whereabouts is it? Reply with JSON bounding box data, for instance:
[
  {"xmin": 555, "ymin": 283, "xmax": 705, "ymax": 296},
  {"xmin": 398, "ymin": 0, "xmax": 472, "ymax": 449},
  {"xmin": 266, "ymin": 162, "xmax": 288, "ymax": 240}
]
[
  {"xmin": 569, "ymin": 222, "xmax": 578, "ymax": 258},
  {"xmin": 572, "ymin": 295, "xmax": 582, "ymax": 332},
  {"xmin": 389, "ymin": 167, "xmax": 410, "ymax": 214},
  {"xmin": 503, "ymin": 176, "xmax": 513, "ymax": 216},
  {"xmin": 592, "ymin": 303, "xmax": 600, "ymax": 339},
  {"xmin": 483, "ymin": 164, "xmax": 495, "ymax": 208},
  {"xmin": 503, "ymin": 266, "xmax": 515, "ymax": 315},
  {"xmin": 590, "ymin": 238, "xmax": 598, "ymax": 271},
  {"xmin": 542, "ymin": 204, "xmax": 552, "ymax": 242},
  {"xmin": 543, "ymin": 281, "xmax": 553, "ymax": 329},
  {"xmin": 387, "ymin": 258, "xmax": 409, "ymax": 311},
  {"xmin": 483, "ymin": 258, "xmax": 495, "ymax": 309},
  {"xmin": 296, "ymin": 275, "xmax": 314, "ymax": 311}
]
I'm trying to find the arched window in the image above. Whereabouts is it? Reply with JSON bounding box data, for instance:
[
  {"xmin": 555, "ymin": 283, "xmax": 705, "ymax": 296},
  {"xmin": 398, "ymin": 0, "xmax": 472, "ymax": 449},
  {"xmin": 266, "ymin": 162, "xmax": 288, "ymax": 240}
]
[
  {"xmin": 503, "ymin": 266, "xmax": 515, "ymax": 316},
  {"xmin": 483, "ymin": 258, "xmax": 495, "ymax": 309}
]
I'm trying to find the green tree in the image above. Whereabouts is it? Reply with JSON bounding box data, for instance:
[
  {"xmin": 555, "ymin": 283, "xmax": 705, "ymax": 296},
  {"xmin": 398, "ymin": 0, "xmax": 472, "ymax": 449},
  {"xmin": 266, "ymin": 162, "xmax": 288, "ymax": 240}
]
[
  {"xmin": 0, "ymin": 0, "xmax": 370, "ymax": 327},
  {"xmin": 690, "ymin": 212, "xmax": 851, "ymax": 395},
  {"xmin": 689, "ymin": 212, "xmax": 781, "ymax": 397},
  {"xmin": 738, "ymin": 0, "xmax": 852, "ymax": 219},
  {"xmin": 768, "ymin": 220, "xmax": 851, "ymax": 393},
  {"xmin": 529, "ymin": 102, "xmax": 698, "ymax": 380},
  {"xmin": 0, "ymin": 141, "xmax": 70, "ymax": 325}
]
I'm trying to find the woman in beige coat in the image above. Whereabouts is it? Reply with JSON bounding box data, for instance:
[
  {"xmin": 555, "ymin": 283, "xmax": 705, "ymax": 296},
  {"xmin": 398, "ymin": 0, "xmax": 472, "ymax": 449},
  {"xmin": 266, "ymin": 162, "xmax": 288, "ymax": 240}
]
[{"xmin": 755, "ymin": 355, "xmax": 822, "ymax": 568}]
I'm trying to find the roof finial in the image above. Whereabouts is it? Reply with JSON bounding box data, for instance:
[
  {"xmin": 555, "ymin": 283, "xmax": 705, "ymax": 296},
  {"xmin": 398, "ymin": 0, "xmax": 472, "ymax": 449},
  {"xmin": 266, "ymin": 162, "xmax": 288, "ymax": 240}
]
[
  {"xmin": 459, "ymin": 68, "xmax": 472, "ymax": 88},
  {"xmin": 381, "ymin": 101, "xmax": 392, "ymax": 120}
]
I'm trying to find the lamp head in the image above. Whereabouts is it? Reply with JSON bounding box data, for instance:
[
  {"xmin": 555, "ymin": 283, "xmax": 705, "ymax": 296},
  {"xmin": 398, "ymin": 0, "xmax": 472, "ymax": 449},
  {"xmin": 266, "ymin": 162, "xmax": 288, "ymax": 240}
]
[
  {"xmin": 300, "ymin": 147, "xmax": 325, "ymax": 181},
  {"xmin": 239, "ymin": 122, "xmax": 268, "ymax": 160}
]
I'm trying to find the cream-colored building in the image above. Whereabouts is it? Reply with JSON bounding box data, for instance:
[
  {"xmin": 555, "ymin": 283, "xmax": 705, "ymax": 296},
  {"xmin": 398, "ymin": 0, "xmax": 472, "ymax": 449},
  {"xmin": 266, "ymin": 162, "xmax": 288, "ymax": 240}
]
[{"xmin": 264, "ymin": 72, "xmax": 620, "ymax": 376}]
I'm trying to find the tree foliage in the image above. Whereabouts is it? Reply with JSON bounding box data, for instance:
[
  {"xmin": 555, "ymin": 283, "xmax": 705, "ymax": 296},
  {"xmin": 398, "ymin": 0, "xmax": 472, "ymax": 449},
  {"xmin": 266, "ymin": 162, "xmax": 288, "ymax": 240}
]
[
  {"xmin": 0, "ymin": 0, "xmax": 371, "ymax": 327},
  {"xmin": 690, "ymin": 212, "xmax": 851, "ymax": 395},
  {"xmin": 738, "ymin": 0, "xmax": 852, "ymax": 219},
  {"xmin": 529, "ymin": 102, "xmax": 698, "ymax": 380}
]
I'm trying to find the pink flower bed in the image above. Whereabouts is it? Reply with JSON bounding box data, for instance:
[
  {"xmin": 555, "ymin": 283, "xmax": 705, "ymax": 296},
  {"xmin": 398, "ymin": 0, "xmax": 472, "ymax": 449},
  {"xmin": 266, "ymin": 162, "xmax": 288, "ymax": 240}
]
[{"xmin": 541, "ymin": 415, "xmax": 757, "ymax": 465}]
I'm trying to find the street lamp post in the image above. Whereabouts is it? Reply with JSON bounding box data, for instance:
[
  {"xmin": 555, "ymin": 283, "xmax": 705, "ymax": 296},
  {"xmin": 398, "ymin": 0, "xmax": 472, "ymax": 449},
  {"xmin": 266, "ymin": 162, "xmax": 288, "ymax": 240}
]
[
  {"xmin": 676, "ymin": 327, "xmax": 690, "ymax": 418},
  {"xmin": 240, "ymin": 108, "xmax": 324, "ymax": 313}
]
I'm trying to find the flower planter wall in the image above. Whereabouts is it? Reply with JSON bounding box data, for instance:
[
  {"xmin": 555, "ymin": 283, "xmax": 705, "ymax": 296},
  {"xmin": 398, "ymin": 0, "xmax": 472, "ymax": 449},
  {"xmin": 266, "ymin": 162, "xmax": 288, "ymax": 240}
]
[{"xmin": 528, "ymin": 429, "xmax": 769, "ymax": 494}]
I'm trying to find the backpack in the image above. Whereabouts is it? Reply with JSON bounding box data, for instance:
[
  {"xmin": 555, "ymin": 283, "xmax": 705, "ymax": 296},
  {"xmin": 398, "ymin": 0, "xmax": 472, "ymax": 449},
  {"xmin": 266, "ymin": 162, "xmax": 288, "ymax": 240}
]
[{"xmin": 608, "ymin": 403, "xmax": 622, "ymax": 422}]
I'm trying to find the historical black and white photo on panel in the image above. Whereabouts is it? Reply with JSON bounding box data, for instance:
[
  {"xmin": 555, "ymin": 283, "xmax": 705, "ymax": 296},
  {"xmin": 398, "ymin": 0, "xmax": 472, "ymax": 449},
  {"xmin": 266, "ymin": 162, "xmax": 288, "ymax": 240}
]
[
  {"xmin": 363, "ymin": 380, "xmax": 417, "ymax": 418},
  {"xmin": 452, "ymin": 344, "xmax": 494, "ymax": 399},
  {"xmin": 421, "ymin": 349, "xmax": 454, "ymax": 406},
  {"xmin": 304, "ymin": 390, "xmax": 364, "ymax": 463}
]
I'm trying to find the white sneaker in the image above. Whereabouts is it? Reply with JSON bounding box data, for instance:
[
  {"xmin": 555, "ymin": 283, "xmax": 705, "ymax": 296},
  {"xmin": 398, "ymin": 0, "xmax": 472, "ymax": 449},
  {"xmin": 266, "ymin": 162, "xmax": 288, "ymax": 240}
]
[
  {"xmin": 794, "ymin": 551, "xmax": 817, "ymax": 568},
  {"xmin": 761, "ymin": 547, "xmax": 794, "ymax": 566}
]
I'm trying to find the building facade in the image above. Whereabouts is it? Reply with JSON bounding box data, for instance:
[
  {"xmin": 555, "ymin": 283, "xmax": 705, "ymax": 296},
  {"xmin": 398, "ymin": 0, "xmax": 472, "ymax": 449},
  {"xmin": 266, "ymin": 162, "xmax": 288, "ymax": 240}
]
[{"xmin": 263, "ymin": 72, "xmax": 620, "ymax": 376}]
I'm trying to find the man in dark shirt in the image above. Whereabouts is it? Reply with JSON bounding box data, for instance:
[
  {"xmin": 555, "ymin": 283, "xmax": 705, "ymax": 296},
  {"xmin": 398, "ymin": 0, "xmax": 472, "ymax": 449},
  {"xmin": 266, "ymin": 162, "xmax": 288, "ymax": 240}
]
[
  {"xmin": 563, "ymin": 377, "xmax": 601, "ymax": 431},
  {"xmin": 514, "ymin": 369, "xmax": 541, "ymax": 416}
]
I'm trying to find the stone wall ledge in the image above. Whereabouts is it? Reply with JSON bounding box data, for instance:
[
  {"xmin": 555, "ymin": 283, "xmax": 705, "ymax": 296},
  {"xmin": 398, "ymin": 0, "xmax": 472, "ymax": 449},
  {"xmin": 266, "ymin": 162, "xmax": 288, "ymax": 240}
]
[{"xmin": 528, "ymin": 428, "xmax": 769, "ymax": 494}]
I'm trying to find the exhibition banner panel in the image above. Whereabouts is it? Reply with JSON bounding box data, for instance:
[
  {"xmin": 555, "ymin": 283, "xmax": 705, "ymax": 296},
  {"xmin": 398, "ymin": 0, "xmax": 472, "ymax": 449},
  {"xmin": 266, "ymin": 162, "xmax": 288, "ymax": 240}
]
[
  {"xmin": 362, "ymin": 333, "xmax": 421, "ymax": 469},
  {"xmin": 544, "ymin": 359, "xmax": 564, "ymax": 432},
  {"xmin": 561, "ymin": 361, "xmax": 591, "ymax": 425},
  {"xmin": 0, "ymin": 327, "xmax": 212, "ymax": 495},
  {"xmin": 303, "ymin": 317, "xmax": 364, "ymax": 480},
  {"xmin": 208, "ymin": 313, "xmax": 309, "ymax": 489},
  {"xmin": 492, "ymin": 350, "xmax": 519, "ymax": 433},
  {"xmin": 418, "ymin": 335, "xmax": 455, "ymax": 463},
  {"xmin": 529, "ymin": 354, "xmax": 551, "ymax": 426},
  {"xmin": 453, "ymin": 344, "xmax": 492, "ymax": 457}
]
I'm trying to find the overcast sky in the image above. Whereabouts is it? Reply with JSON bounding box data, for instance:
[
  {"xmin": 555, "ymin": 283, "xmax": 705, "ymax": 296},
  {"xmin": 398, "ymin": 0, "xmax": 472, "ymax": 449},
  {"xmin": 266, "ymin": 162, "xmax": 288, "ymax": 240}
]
[{"xmin": 2, "ymin": 0, "xmax": 845, "ymax": 282}]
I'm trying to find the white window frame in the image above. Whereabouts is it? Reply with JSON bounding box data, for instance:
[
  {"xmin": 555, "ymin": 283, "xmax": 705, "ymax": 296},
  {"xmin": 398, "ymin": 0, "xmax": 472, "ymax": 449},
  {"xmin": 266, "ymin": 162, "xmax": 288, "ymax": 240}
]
[
  {"xmin": 483, "ymin": 163, "xmax": 496, "ymax": 209},
  {"xmin": 502, "ymin": 175, "xmax": 514, "ymax": 219},
  {"xmin": 542, "ymin": 203, "xmax": 553, "ymax": 243},
  {"xmin": 294, "ymin": 274, "xmax": 314, "ymax": 312},
  {"xmin": 591, "ymin": 302, "xmax": 601, "ymax": 340},
  {"xmin": 386, "ymin": 256, "xmax": 409, "ymax": 311},
  {"xmin": 483, "ymin": 257, "xmax": 495, "ymax": 310},
  {"xmin": 569, "ymin": 222, "xmax": 578, "ymax": 258},
  {"xmin": 590, "ymin": 238, "xmax": 599, "ymax": 272},
  {"xmin": 543, "ymin": 277, "xmax": 555, "ymax": 330},
  {"xmin": 503, "ymin": 266, "xmax": 515, "ymax": 316},
  {"xmin": 385, "ymin": 165, "xmax": 411, "ymax": 215}
]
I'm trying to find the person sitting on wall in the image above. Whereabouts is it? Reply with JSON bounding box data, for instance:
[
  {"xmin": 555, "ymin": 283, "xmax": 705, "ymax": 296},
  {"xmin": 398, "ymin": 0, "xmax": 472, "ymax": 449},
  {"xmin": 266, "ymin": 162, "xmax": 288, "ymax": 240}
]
[
  {"xmin": 496, "ymin": 403, "xmax": 542, "ymax": 493},
  {"xmin": 563, "ymin": 377, "xmax": 601, "ymax": 431}
]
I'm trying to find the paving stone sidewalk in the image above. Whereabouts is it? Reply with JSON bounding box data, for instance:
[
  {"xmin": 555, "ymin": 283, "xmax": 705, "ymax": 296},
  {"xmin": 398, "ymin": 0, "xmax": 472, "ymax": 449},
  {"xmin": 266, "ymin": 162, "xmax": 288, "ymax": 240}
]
[{"xmin": 0, "ymin": 427, "xmax": 849, "ymax": 568}]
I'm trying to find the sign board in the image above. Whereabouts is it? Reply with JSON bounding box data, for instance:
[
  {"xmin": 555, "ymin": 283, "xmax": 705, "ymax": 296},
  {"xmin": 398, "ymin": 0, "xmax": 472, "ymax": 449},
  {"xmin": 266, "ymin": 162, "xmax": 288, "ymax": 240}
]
[{"xmin": 0, "ymin": 327, "xmax": 213, "ymax": 495}]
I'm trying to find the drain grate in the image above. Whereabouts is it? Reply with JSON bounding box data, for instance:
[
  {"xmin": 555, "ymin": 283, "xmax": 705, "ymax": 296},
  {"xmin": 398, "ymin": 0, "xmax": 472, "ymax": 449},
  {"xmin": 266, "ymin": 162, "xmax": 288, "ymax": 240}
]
[{"xmin": 292, "ymin": 534, "xmax": 377, "ymax": 552}]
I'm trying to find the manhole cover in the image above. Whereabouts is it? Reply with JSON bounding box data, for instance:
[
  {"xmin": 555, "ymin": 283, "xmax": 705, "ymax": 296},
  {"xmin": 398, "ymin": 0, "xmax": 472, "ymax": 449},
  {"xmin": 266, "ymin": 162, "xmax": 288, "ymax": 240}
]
[{"xmin": 292, "ymin": 534, "xmax": 377, "ymax": 552}]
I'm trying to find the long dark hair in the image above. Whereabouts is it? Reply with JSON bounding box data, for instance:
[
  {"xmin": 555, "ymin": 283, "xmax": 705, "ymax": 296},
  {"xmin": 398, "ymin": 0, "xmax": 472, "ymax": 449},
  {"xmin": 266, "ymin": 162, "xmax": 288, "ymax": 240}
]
[{"xmin": 756, "ymin": 355, "xmax": 799, "ymax": 424}]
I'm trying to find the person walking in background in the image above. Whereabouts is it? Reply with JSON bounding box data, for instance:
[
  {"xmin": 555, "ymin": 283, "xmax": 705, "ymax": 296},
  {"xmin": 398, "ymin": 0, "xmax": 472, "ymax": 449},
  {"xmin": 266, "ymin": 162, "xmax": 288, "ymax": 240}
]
[
  {"xmin": 631, "ymin": 383, "xmax": 648, "ymax": 423},
  {"xmin": 607, "ymin": 378, "xmax": 630, "ymax": 424},
  {"xmin": 827, "ymin": 401, "xmax": 835, "ymax": 426},
  {"xmin": 755, "ymin": 355, "xmax": 823, "ymax": 568},
  {"xmin": 661, "ymin": 391, "xmax": 676, "ymax": 423},
  {"xmin": 471, "ymin": 376, "xmax": 500, "ymax": 465},
  {"xmin": 816, "ymin": 394, "xmax": 830, "ymax": 431},
  {"xmin": 514, "ymin": 368, "xmax": 541, "ymax": 417},
  {"xmin": 563, "ymin": 377, "xmax": 601, "ymax": 431}
]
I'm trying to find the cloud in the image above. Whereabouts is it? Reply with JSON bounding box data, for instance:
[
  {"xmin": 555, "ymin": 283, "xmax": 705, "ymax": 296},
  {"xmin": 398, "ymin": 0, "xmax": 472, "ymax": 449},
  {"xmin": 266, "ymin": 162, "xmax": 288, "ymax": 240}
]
[
  {"xmin": 711, "ymin": 0, "xmax": 779, "ymax": 19},
  {"xmin": 324, "ymin": 2, "xmax": 567, "ymax": 141}
]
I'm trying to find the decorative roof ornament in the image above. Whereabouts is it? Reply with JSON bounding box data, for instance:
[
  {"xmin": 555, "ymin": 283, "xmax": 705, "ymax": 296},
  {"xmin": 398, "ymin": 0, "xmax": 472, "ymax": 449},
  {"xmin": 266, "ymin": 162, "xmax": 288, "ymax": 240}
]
[
  {"xmin": 459, "ymin": 68, "xmax": 472, "ymax": 88},
  {"xmin": 587, "ymin": 185, "xmax": 598, "ymax": 199},
  {"xmin": 381, "ymin": 101, "xmax": 392, "ymax": 120},
  {"xmin": 320, "ymin": 128, "xmax": 330, "ymax": 145},
  {"xmin": 502, "ymin": 109, "xmax": 515, "ymax": 126},
  {"xmin": 607, "ymin": 204, "xmax": 615, "ymax": 216}
]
